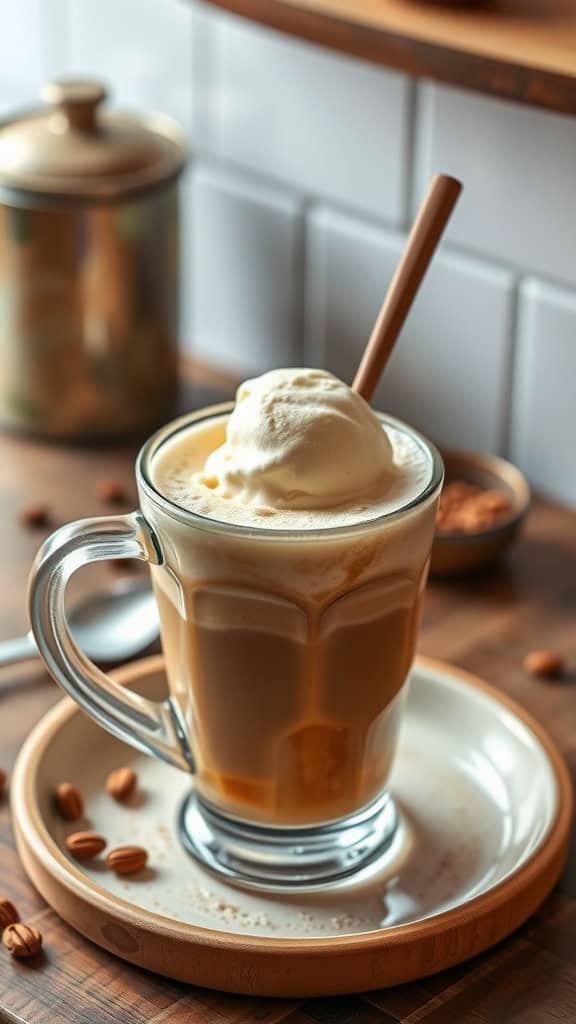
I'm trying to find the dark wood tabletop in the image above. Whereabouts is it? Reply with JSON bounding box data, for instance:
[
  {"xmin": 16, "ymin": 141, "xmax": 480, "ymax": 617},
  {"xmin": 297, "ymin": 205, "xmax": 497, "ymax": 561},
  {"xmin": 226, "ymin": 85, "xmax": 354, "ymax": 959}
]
[{"xmin": 1, "ymin": 367, "xmax": 576, "ymax": 1023}]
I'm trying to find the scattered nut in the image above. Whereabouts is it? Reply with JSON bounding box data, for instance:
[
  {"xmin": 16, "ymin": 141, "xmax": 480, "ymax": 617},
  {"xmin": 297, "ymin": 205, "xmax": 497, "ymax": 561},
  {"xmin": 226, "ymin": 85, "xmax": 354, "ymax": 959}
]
[
  {"xmin": 65, "ymin": 831, "xmax": 107, "ymax": 860},
  {"xmin": 54, "ymin": 782, "xmax": 83, "ymax": 821},
  {"xmin": 0, "ymin": 899, "xmax": 19, "ymax": 931},
  {"xmin": 18, "ymin": 503, "xmax": 51, "ymax": 529},
  {"xmin": 106, "ymin": 767, "xmax": 137, "ymax": 803},
  {"xmin": 96, "ymin": 478, "xmax": 128, "ymax": 505},
  {"xmin": 523, "ymin": 650, "xmax": 564, "ymax": 679},
  {"xmin": 106, "ymin": 845, "xmax": 148, "ymax": 876},
  {"xmin": 2, "ymin": 922, "xmax": 42, "ymax": 958},
  {"xmin": 456, "ymin": 506, "xmax": 494, "ymax": 532}
]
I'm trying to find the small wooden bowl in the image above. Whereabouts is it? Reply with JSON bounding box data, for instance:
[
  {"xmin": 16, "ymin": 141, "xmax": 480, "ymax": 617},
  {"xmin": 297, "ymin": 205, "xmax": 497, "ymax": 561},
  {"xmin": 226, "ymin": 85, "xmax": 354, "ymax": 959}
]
[{"xmin": 430, "ymin": 450, "xmax": 531, "ymax": 577}]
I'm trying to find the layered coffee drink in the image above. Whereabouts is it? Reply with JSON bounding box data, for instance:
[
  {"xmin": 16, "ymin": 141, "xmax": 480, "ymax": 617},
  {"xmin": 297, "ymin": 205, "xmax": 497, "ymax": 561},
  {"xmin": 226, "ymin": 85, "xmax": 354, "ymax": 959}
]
[{"xmin": 149, "ymin": 369, "xmax": 438, "ymax": 826}]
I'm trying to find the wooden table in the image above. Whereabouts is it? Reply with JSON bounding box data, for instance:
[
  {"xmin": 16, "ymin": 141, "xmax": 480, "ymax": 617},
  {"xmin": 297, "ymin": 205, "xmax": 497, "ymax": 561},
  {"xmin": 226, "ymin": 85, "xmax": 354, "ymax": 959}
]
[
  {"xmin": 205, "ymin": 0, "xmax": 576, "ymax": 115},
  {"xmin": 1, "ymin": 372, "xmax": 576, "ymax": 1022}
]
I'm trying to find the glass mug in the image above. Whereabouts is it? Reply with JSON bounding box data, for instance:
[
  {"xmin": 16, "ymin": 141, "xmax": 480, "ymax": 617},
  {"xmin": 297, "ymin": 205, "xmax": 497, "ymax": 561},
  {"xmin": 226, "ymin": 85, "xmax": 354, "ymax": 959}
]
[{"xmin": 29, "ymin": 405, "xmax": 443, "ymax": 889}]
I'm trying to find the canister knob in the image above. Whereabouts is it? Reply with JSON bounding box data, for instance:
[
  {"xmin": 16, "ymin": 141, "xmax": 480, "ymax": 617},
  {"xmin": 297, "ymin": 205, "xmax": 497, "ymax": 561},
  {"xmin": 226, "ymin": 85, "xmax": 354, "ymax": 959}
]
[{"xmin": 42, "ymin": 79, "xmax": 107, "ymax": 134}]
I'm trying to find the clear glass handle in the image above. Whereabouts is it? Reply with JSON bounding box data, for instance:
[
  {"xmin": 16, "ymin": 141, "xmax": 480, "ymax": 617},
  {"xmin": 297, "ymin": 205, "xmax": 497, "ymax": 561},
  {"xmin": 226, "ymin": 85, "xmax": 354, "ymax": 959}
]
[{"xmin": 28, "ymin": 511, "xmax": 193, "ymax": 772}]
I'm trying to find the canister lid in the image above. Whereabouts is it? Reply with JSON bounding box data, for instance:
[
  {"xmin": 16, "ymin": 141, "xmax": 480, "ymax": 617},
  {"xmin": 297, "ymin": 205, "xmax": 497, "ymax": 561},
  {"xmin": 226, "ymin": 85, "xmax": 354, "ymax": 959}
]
[{"xmin": 0, "ymin": 79, "xmax": 187, "ymax": 202}]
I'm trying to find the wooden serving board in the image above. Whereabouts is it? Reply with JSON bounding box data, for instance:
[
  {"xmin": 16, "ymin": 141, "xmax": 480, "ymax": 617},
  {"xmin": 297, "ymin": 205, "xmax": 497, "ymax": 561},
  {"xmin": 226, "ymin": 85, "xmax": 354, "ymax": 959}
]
[{"xmin": 9, "ymin": 655, "xmax": 572, "ymax": 997}]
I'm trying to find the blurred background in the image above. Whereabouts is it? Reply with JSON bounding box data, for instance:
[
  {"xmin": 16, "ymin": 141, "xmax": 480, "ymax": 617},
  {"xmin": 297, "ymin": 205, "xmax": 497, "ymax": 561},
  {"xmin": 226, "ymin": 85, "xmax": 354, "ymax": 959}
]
[{"xmin": 0, "ymin": 0, "xmax": 574, "ymax": 506}]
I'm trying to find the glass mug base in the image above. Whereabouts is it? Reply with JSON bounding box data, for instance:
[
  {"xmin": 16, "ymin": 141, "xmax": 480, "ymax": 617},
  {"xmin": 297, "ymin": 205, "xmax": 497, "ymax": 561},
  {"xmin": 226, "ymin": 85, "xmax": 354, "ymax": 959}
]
[{"xmin": 178, "ymin": 788, "xmax": 398, "ymax": 891}]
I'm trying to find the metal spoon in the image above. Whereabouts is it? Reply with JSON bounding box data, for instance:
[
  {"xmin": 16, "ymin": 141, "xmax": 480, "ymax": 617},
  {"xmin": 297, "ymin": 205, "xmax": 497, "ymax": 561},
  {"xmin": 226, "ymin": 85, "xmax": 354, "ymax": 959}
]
[{"xmin": 0, "ymin": 578, "xmax": 159, "ymax": 669}]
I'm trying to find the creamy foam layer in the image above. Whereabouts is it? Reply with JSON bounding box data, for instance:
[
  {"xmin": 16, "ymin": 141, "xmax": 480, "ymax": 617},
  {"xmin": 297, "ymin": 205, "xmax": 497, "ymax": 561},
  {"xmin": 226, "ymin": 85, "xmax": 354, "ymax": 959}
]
[
  {"xmin": 201, "ymin": 369, "xmax": 397, "ymax": 511},
  {"xmin": 151, "ymin": 414, "xmax": 432, "ymax": 530}
]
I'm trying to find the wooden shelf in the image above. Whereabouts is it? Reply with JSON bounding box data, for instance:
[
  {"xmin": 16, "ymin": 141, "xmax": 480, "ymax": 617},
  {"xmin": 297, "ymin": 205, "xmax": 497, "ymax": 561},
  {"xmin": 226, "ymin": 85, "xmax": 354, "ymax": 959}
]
[{"xmin": 204, "ymin": 0, "xmax": 576, "ymax": 115}]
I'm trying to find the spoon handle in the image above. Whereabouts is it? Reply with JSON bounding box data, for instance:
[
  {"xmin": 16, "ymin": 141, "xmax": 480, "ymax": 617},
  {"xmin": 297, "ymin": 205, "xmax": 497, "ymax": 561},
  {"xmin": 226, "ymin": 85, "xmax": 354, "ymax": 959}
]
[{"xmin": 0, "ymin": 632, "xmax": 38, "ymax": 668}]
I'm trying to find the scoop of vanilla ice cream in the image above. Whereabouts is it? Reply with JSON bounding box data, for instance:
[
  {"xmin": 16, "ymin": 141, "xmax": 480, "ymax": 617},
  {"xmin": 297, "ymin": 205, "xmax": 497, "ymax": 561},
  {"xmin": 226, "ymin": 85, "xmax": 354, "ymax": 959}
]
[{"xmin": 197, "ymin": 368, "xmax": 396, "ymax": 510}]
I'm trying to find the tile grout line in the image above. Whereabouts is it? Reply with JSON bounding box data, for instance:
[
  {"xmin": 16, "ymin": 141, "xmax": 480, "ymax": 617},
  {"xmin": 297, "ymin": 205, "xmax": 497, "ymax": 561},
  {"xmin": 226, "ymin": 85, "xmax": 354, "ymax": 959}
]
[
  {"xmin": 190, "ymin": 148, "xmax": 576, "ymax": 298},
  {"xmin": 293, "ymin": 197, "xmax": 312, "ymax": 368},
  {"xmin": 499, "ymin": 276, "xmax": 522, "ymax": 458},
  {"xmin": 190, "ymin": 150, "xmax": 406, "ymax": 237},
  {"xmin": 405, "ymin": 77, "xmax": 423, "ymax": 227}
]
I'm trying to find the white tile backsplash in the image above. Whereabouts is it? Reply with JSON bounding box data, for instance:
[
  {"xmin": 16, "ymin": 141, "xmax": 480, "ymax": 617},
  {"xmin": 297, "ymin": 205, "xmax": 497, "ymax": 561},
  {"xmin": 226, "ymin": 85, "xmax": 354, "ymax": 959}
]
[
  {"xmin": 511, "ymin": 281, "xmax": 576, "ymax": 507},
  {"xmin": 1, "ymin": 2, "xmax": 576, "ymax": 504},
  {"xmin": 205, "ymin": 10, "xmax": 410, "ymax": 222},
  {"xmin": 417, "ymin": 83, "xmax": 576, "ymax": 288},
  {"xmin": 191, "ymin": 2, "xmax": 219, "ymax": 150},
  {"xmin": 191, "ymin": 164, "xmax": 302, "ymax": 374},
  {"xmin": 0, "ymin": 0, "xmax": 66, "ymax": 113},
  {"xmin": 64, "ymin": 0, "xmax": 194, "ymax": 130},
  {"xmin": 307, "ymin": 208, "xmax": 515, "ymax": 453}
]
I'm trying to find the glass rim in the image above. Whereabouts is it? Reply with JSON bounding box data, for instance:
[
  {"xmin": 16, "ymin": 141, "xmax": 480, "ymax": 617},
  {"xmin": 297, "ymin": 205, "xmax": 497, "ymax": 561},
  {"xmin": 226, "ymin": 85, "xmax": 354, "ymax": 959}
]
[{"xmin": 136, "ymin": 403, "xmax": 444, "ymax": 539}]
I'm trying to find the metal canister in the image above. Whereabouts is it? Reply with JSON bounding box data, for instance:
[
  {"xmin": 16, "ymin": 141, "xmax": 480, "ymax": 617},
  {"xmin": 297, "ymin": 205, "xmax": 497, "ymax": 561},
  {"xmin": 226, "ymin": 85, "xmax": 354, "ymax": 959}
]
[{"xmin": 0, "ymin": 80, "xmax": 187, "ymax": 439}]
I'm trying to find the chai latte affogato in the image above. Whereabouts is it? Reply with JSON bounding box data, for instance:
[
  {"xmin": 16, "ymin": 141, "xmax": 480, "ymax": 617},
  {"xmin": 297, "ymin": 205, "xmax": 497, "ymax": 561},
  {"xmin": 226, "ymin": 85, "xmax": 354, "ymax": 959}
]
[{"xmin": 149, "ymin": 369, "xmax": 437, "ymax": 826}]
